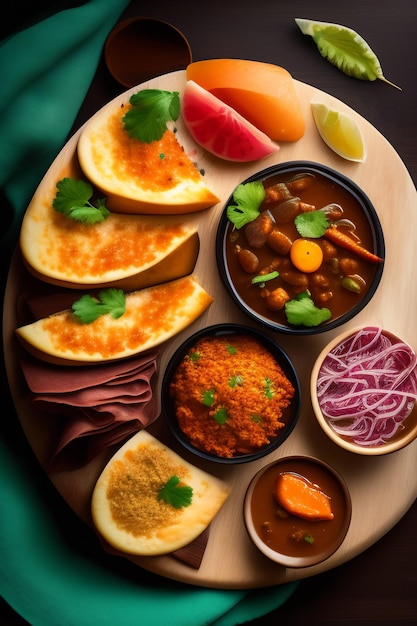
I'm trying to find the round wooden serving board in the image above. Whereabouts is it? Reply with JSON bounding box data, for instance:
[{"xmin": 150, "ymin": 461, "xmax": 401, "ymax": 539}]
[{"xmin": 4, "ymin": 71, "xmax": 417, "ymax": 589}]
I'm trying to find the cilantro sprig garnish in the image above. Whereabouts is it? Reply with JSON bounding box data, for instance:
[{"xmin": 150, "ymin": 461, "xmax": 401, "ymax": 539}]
[
  {"xmin": 294, "ymin": 210, "xmax": 329, "ymax": 238},
  {"xmin": 188, "ymin": 351, "xmax": 202, "ymax": 364},
  {"xmin": 157, "ymin": 476, "xmax": 193, "ymax": 509},
  {"xmin": 264, "ymin": 378, "xmax": 274, "ymax": 399},
  {"xmin": 72, "ymin": 289, "xmax": 126, "ymax": 324},
  {"xmin": 226, "ymin": 181, "xmax": 265, "ymax": 229},
  {"xmin": 53, "ymin": 178, "xmax": 109, "ymax": 224},
  {"xmin": 202, "ymin": 389, "xmax": 216, "ymax": 407},
  {"xmin": 122, "ymin": 89, "xmax": 180, "ymax": 143},
  {"xmin": 214, "ymin": 408, "xmax": 228, "ymax": 425},
  {"xmin": 285, "ymin": 291, "xmax": 331, "ymax": 327},
  {"xmin": 229, "ymin": 375, "xmax": 243, "ymax": 388}
]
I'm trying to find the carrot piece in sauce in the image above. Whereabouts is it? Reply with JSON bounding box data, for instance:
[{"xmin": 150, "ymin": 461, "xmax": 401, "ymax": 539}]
[
  {"xmin": 324, "ymin": 225, "xmax": 383, "ymax": 264},
  {"xmin": 274, "ymin": 472, "xmax": 334, "ymax": 521}
]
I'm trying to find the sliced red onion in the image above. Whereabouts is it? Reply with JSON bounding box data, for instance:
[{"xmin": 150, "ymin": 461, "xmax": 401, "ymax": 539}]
[{"xmin": 317, "ymin": 327, "xmax": 417, "ymax": 446}]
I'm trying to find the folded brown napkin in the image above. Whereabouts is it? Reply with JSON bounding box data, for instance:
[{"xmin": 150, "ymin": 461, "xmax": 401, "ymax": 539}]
[{"xmin": 19, "ymin": 350, "xmax": 159, "ymax": 467}]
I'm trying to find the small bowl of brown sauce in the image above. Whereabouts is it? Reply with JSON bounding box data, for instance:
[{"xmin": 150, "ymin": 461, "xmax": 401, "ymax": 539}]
[
  {"xmin": 216, "ymin": 161, "xmax": 385, "ymax": 335},
  {"xmin": 311, "ymin": 326, "xmax": 417, "ymax": 455},
  {"xmin": 161, "ymin": 324, "xmax": 301, "ymax": 464},
  {"xmin": 244, "ymin": 455, "xmax": 352, "ymax": 567},
  {"xmin": 104, "ymin": 17, "xmax": 192, "ymax": 88}
]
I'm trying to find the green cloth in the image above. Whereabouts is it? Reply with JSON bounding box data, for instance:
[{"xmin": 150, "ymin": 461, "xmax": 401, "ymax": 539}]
[{"xmin": 0, "ymin": 2, "xmax": 298, "ymax": 624}]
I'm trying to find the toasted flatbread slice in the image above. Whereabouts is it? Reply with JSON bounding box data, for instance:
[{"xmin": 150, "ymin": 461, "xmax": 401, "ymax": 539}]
[
  {"xmin": 20, "ymin": 164, "xmax": 200, "ymax": 290},
  {"xmin": 16, "ymin": 276, "xmax": 213, "ymax": 365},
  {"xmin": 77, "ymin": 97, "xmax": 220, "ymax": 214},
  {"xmin": 91, "ymin": 430, "xmax": 230, "ymax": 555}
]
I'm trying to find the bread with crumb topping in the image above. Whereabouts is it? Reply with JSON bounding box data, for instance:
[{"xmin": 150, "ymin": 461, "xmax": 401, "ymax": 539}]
[{"xmin": 91, "ymin": 430, "xmax": 230, "ymax": 555}]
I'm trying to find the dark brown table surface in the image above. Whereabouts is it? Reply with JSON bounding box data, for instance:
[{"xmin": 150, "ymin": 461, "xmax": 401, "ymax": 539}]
[{"xmin": 2, "ymin": 0, "xmax": 417, "ymax": 624}]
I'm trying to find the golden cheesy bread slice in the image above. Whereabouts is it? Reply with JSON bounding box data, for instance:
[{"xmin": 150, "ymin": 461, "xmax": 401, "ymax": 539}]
[
  {"xmin": 91, "ymin": 430, "xmax": 230, "ymax": 556},
  {"xmin": 15, "ymin": 276, "xmax": 213, "ymax": 365},
  {"xmin": 20, "ymin": 168, "xmax": 200, "ymax": 291},
  {"xmin": 77, "ymin": 95, "xmax": 220, "ymax": 214}
]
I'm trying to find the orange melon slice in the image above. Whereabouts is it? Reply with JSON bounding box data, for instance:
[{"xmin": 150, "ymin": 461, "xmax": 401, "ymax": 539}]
[
  {"xmin": 186, "ymin": 59, "xmax": 305, "ymax": 141},
  {"xmin": 91, "ymin": 430, "xmax": 230, "ymax": 556},
  {"xmin": 20, "ymin": 169, "xmax": 200, "ymax": 291},
  {"xmin": 77, "ymin": 96, "xmax": 220, "ymax": 214},
  {"xmin": 15, "ymin": 275, "xmax": 214, "ymax": 365}
]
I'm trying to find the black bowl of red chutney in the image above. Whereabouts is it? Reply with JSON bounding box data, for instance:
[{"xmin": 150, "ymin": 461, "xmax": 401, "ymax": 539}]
[
  {"xmin": 216, "ymin": 161, "xmax": 385, "ymax": 335},
  {"xmin": 161, "ymin": 323, "xmax": 301, "ymax": 464}
]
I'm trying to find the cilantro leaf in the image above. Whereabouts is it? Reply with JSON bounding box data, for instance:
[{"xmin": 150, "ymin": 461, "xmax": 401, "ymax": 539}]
[
  {"xmin": 285, "ymin": 291, "xmax": 331, "ymax": 327},
  {"xmin": 157, "ymin": 476, "xmax": 193, "ymax": 509},
  {"xmin": 214, "ymin": 407, "xmax": 229, "ymax": 424},
  {"xmin": 226, "ymin": 181, "xmax": 266, "ymax": 229},
  {"xmin": 53, "ymin": 178, "xmax": 109, "ymax": 224},
  {"xmin": 72, "ymin": 289, "xmax": 126, "ymax": 324},
  {"xmin": 264, "ymin": 378, "xmax": 274, "ymax": 399},
  {"xmin": 188, "ymin": 351, "xmax": 201, "ymax": 363},
  {"xmin": 229, "ymin": 375, "xmax": 244, "ymax": 388},
  {"xmin": 294, "ymin": 210, "xmax": 329, "ymax": 238},
  {"xmin": 202, "ymin": 388, "xmax": 216, "ymax": 407},
  {"xmin": 122, "ymin": 89, "xmax": 180, "ymax": 143}
]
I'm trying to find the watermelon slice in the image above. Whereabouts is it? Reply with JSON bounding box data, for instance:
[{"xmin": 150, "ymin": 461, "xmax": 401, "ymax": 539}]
[{"xmin": 182, "ymin": 80, "xmax": 279, "ymax": 162}]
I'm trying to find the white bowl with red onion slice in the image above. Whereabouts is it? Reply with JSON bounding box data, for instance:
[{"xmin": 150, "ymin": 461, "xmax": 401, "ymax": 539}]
[{"xmin": 311, "ymin": 326, "xmax": 417, "ymax": 455}]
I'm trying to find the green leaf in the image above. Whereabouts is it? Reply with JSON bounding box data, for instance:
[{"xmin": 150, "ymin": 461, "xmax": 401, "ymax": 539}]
[
  {"xmin": 72, "ymin": 289, "xmax": 126, "ymax": 324},
  {"xmin": 285, "ymin": 291, "xmax": 331, "ymax": 327},
  {"xmin": 295, "ymin": 210, "xmax": 329, "ymax": 238},
  {"xmin": 122, "ymin": 89, "xmax": 180, "ymax": 142},
  {"xmin": 157, "ymin": 476, "xmax": 193, "ymax": 509},
  {"xmin": 226, "ymin": 181, "xmax": 266, "ymax": 229},
  {"xmin": 214, "ymin": 407, "xmax": 228, "ymax": 425},
  {"xmin": 251, "ymin": 270, "xmax": 279, "ymax": 287},
  {"xmin": 295, "ymin": 18, "xmax": 401, "ymax": 89},
  {"xmin": 53, "ymin": 178, "xmax": 109, "ymax": 224},
  {"xmin": 264, "ymin": 378, "xmax": 274, "ymax": 399},
  {"xmin": 226, "ymin": 344, "xmax": 237, "ymax": 355},
  {"xmin": 202, "ymin": 389, "xmax": 216, "ymax": 407},
  {"xmin": 188, "ymin": 351, "xmax": 201, "ymax": 363},
  {"xmin": 229, "ymin": 375, "xmax": 244, "ymax": 388}
]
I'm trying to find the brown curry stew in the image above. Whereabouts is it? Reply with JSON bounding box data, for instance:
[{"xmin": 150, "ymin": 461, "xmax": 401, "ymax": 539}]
[
  {"xmin": 244, "ymin": 456, "xmax": 352, "ymax": 567},
  {"xmin": 216, "ymin": 162, "xmax": 385, "ymax": 334}
]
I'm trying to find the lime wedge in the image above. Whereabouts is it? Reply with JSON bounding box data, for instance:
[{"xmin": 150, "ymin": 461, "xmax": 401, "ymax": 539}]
[{"xmin": 311, "ymin": 100, "xmax": 366, "ymax": 162}]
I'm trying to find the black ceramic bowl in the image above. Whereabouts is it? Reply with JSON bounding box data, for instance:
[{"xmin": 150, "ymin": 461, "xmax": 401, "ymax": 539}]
[
  {"xmin": 161, "ymin": 323, "xmax": 301, "ymax": 464},
  {"xmin": 216, "ymin": 161, "xmax": 385, "ymax": 335}
]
